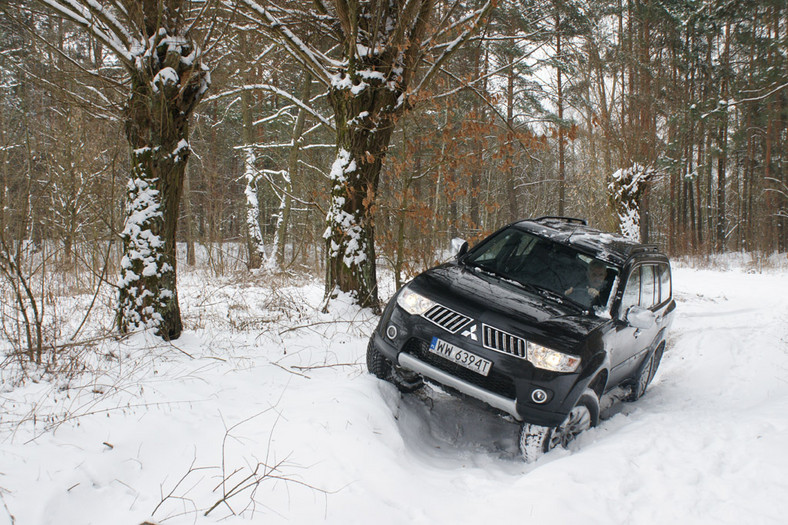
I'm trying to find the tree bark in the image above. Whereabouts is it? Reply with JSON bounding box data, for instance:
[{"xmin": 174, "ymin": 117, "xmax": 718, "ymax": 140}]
[
  {"xmin": 324, "ymin": 80, "xmax": 398, "ymax": 308},
  {"xmin": 117, "ymin": 26, "xmax": 209, "ymax": 340}
]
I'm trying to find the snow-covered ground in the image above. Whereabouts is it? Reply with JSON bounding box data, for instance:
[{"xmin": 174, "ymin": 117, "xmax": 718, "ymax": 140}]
[{"xmin": 1, "ymin": 262, "xmax": 787, "ymax": 524}]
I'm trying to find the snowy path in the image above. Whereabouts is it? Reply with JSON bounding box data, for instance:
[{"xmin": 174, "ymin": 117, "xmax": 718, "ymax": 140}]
[{"xmin": 1, "ymin": 267, "xmax": 787, "ymax": 524}]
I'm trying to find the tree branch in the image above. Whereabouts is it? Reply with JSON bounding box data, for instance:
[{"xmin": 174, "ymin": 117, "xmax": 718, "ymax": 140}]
[
  {"xmin": 205, "ymin": 83, "xmax": 335, "ymax": 131},
  {"xmin": 409, "ymin": 0, "xmax": 495, "ymax": 103},
  {"xmin": 232, "ymin": 0, "xmax": 335, "ymax": 85}
]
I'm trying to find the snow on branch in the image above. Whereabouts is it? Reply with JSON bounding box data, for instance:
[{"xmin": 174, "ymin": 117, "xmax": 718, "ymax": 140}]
[
  {"xmin": 231, "ymin": 0, "xmax": 336, "ymax": 85},
  {"xmin": 421, "ymin": 2, "xmax": 481, "ymax": 49},
  {"xmin": 235, "ymin": 142, "xmax": 296, "ymax": 150},
  {"xmin": 205, "ymin": 84, "xmax": 335, "ymax": 131},
  {"xmin": 705, "ymin": 81, "xmax": 788, "ymax": 116},
  {"xmin": 82, "ymin": 0, "xmax": 133, "ymax": 46},
  {"xmin": 37, "ymin": 0, "xmax": 134, "ymax": 67}
]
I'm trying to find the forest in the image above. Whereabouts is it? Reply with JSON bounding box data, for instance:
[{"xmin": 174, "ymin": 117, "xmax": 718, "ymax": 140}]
[{"xmin": 0, "ymin": 0, "xmax": 786, "ymax": 351}]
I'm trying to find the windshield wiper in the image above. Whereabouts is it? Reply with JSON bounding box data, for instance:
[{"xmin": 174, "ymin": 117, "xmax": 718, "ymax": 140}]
[{"xmin": 464, "ymin": 260, "xmax": 508, "ymax": 280}]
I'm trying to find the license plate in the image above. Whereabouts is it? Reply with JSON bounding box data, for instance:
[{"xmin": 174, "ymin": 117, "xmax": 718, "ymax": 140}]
[{"xmin": 429, "ymin": 337, "xmax": 492, "ymax": 376}]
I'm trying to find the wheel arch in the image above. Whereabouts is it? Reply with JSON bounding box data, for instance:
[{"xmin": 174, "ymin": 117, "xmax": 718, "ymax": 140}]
[{"xmin": 587, "ymin": 369, "xmax": 608, "ymax": 399}]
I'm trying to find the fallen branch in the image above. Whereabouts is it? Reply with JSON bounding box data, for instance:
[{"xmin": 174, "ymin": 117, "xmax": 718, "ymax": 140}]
[
  {"xmin": 151, "ymin": 455, "xmax": 214, "ymax": 517},
  {"xmin": 270, "ymin": 360, "xmax": 310, "ymax": 379},
  {"xmin": 291, "ymin": 362, "xmax": 361, "ymax": 371},
  {"xmin": 0, "ymin": 489, "xmax": 15, "ymax": 525}
]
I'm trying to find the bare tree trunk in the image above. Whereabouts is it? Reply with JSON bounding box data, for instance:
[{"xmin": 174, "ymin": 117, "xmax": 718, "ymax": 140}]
[
  {"xmin": 273, "ymin": 73, "xmax": 312, "ymax": 270},
  {"xmin": 505, "ymin": 57, "xmax": 518, "ymax": 222},
  {"xmin": 183, "ymin": 164, "xmax": 196, "ymax": 267},
  {"xmin": 715, "ymin": 22, "xmax": 731, "ymax": 253},
  {"xmin": 239, "ymin": 32, "xmax": 264, "ymax": 270},
  {"xmin": 556, "ymin": 12, "xmax": 566, "ymax": 216}
]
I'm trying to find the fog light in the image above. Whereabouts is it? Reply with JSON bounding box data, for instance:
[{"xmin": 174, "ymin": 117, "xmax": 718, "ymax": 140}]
[
  {"xmin": 531, "ymin": 389, "xmax": 548, "ymax": 404},
  {"xmin": 386, "ymin": 325, "xmax": 398, "ymax": 340}
]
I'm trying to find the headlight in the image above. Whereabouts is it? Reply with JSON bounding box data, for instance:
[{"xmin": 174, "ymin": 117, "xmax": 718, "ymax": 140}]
[
  {"xmin": 527, "ymin": 343, "xmax": 581, "ymax": 373},
  {"xmin": 396, "ymin": 287, "xmax": 435, "ymax": 315}
]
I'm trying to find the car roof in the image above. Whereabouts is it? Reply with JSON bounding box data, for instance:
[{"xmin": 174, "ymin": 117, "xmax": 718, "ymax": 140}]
[{"xmin": 513, "ymin": 217, "xmax": 664, "ymax": 267}]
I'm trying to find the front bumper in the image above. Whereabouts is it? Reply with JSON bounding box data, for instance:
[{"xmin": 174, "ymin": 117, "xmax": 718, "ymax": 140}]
[
  {"xmin": 398, "ymin": 352, "xmax": 520, "ymax": 419},
  {"xmin": 370, "ymin": 311, "xmax": 587, "ymax": 428}
]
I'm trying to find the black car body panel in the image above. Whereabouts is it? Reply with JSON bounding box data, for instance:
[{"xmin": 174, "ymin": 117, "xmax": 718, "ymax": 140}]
[{"xmin": 369, "ymin": 217, "xmax": 676, "ymax": 428}]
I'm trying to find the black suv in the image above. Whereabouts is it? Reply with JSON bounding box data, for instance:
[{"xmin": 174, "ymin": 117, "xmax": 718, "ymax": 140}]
[{"xmin": 367, "ymin": 217, "xmax": 675, "ymax": 461}]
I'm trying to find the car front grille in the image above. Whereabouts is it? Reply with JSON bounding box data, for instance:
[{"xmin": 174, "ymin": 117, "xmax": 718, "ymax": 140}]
[
  {"xmin": 422, "ymin": 304, "xmax": 473, "ymax": 334},
  {"xmin": 402, "ymin": 338, "xmax": 517, "ymax": 400},
  {"xmin": 482, "ymin": 324, "xmax": 527, "ymax": 359}
]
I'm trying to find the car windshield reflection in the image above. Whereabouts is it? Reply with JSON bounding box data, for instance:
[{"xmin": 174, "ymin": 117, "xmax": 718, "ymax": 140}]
[{"xmin": 463, "ymin": 228, "xmax": 618, "ymax": 311}]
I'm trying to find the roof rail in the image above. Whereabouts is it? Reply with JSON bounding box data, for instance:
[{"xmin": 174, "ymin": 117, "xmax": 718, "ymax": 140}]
[
  {"xmin": 629, "ymin": 244, "xmax": 659, "ymax": 254},
  {"xmin": 533, "ymin": 216, "xmax": 588, "ymax": 226}
]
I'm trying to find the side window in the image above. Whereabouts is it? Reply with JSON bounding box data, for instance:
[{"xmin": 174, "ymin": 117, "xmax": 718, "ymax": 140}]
[
  {"xmin": 659, "ymin": 264, "xmax": 672, "ymax": 304},
  {"xmin": 640, "ymin": 265, "xmax": 656, "ymax": 308},
  {"xmin": 621, "ymin": 266, "xmax": 641, "ymax": 314}
]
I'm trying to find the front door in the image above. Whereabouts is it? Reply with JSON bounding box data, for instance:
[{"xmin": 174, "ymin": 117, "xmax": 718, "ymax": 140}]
[{"xmin": 608, "ymin": 264, "xmax": 661, "ymax": 386}]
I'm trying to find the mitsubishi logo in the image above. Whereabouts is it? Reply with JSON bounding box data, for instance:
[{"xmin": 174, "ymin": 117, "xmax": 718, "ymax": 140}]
[{"xmin": 461, "ymin": 324, "xmax": 478, "ymax": 341}]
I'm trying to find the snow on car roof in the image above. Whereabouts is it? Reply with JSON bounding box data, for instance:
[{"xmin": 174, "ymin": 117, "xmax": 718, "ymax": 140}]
[{"xmin": 514, "ymin": 217, "xmax": 660, "ymax": 266}]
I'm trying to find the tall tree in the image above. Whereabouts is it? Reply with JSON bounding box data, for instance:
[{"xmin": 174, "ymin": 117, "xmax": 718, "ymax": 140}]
[
  {"xmin": 234, "ymin": 0, "xmax": 495, "ymax": 309},
  {"xmin": 25, "ymin": 0, "xmax": 212, "ymax": 339}
]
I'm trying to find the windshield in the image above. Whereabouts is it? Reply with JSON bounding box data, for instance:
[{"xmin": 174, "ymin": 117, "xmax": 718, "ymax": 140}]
[{"xmin": 463, "ymin": 227, "xmax": 619, "ymax": 311}]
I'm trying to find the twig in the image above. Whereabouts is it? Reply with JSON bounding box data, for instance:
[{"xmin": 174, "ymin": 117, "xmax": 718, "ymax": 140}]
[
  {"xmin": 291, "ymin": 362, "xmax": 360, "ymax": 371},
  {"xmin": 0, "ymin": 490, "xmax": 15, "ymax": 525},
  {"xmin": 277, "ymin": 319, "xmax": 369, "ymax": 336},
  {"xmin": 16, "ymin": 400, "xmax": 206, "ymax": 444},
  {"xmin": 166, "ymin": 342, "xmax": 194, "ymax": 359},
  {"xmin": 151, "ymin": 455, "xmax": 214, "ymax": 517},
  {"xmin": 70, "ymin": 241, "xmax": 113, "ymax": 342},
  {"xmin": 270, "ymin": 361, "xmax": 310, "ymax": 379},
  {"xmin": 52, "ymin": 330, "xmax": 129, "ymax": 351}
]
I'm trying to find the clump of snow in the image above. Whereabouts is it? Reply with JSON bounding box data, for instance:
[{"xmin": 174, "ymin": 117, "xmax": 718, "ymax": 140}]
[
  {"xmin": 151, "ymin": 66, "xmax": 180, "ymax": 93},
  {"xmin": 117, "ymin": 174, "xmax": 169, "ymax": 331},
  {"xmin": 330, "ymin": 73, "xmax": 353, "ymax": 91},
  {"xmin": 328, "ymin": 148, "xmax": 355, "ymax": 184},
  {"xmin": 171, "ymin": 139, "xmax": 190, "ymax": 163}
]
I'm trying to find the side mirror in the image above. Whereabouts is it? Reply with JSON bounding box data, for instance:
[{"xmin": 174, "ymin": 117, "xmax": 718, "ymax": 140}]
[
  {"xmin": 451, "ymin": 238, "xmax": 469, "ymax": 257},
  {"xmin": 627, "ymin": 306, "xmax": 656, "ymax": 329}
]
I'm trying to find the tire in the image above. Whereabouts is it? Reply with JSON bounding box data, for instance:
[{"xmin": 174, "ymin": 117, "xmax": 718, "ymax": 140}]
[
  {"xmin": 519, "ymin": 389, "xmax": 600, "ymax": 463},
  {"xmin": 366, "ymin": 339, "xmax": 424, "ymax": 392},
  {"xmin": 626, "ymin": 343, "xmax": 664, "ymax": 402},
  {"xmin": 366, "ymin": 339, "xmax": 392, "ymax": 379}
]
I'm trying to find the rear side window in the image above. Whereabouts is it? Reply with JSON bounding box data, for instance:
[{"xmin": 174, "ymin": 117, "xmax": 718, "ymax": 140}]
[
  {"xmin": 621, "ymin": 263, "xmax": 668, "ymax": 314},
  {"xmin": 659, "ymin": 264, "xmax": 672, "ymax": 304},
  {"xmin": 640, "ymin": 265, "xmax": 656, "ymax": 308}
]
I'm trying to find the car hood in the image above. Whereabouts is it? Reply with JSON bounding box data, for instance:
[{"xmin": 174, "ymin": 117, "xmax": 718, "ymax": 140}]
[{"xmin": 407, "ymin": 263, "xmax": 607, "ymax": 349}]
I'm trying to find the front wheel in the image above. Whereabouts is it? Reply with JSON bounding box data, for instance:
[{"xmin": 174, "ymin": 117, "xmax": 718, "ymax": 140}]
[
  {"xmin": 366, "ymin": 340, "xmax": 423, "ymax": 392},
  {"xmin": 519, "ymin": 389, "xmax": 600, "ymax": 463},
  {"xmin": 366, "ymin": 339, "xmax": 392, "ymax": 379}
]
